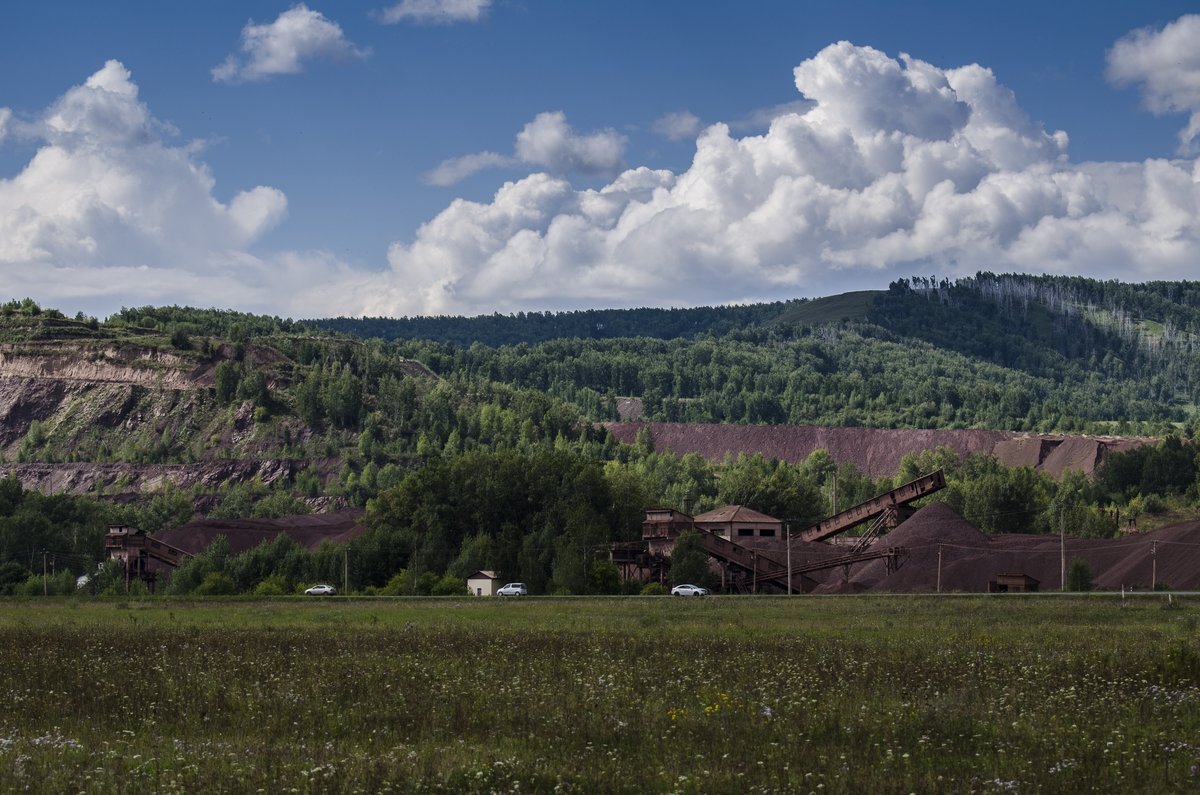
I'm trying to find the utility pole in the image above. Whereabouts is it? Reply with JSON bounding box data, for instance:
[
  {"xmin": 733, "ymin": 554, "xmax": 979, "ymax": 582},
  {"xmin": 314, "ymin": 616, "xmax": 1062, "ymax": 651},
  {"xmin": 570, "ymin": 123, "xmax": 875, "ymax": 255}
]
[
  {"xmin": 42, "ymin": 551, "xmax": 47, "ymax": 596},
  {"xmin": 786, "ymin": 523, "xmax": 792, "ymax": 595},
  {"xmin": 343, "ymin": 547, "xmax": 349, "ymax": 594},
  {"xmin": 1151, "ymin": 541, "xmax": 1157, "ymax": 590},
  {"xmin": 937, "ymin": 545, "xmax": 943, "ymax": 594},
  {"xmin": 1060, "ymin": 510, "xmax": 1066, "ymax": 592}
]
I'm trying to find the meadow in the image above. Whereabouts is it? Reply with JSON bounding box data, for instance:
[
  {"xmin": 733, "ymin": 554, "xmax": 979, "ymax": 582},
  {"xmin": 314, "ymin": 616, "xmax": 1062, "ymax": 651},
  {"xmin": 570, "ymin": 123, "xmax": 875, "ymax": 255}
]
[{"xmin": 0, "ymin": 595, "xmax": 1197, "ymax": 793}]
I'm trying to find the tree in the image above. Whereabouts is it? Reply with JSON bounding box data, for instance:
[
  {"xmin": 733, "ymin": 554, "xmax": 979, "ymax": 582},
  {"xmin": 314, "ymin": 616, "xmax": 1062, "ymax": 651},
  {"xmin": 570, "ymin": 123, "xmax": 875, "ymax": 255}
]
[
  {"xmin": 1067, "ymin": 557, "xmax": 1093, "ymax": 592},
  {"xmin": 0, "ymin": 562, "xmax": 30, "ymax": 595},
  {"xmin": 195, "ymin": 571, "xmax": 237, "ymax": 596},
  {"xmin": 670, "ymin": 531, "xmax": 715, "ymax": 590},
  {"xmin": 214, "ymin": 361, "xmax": 241, "ymax": 404}
]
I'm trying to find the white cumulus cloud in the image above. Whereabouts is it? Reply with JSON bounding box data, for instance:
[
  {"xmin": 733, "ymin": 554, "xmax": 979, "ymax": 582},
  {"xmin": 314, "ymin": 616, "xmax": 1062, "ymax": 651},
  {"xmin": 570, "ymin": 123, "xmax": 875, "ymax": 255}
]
[
  {"xmin": 0, "ymin": 60, "xmax": 305, "ymax": 314},
  {"xmin": 377, "ymin": 0, "xmax": 491, "ymax": 25},
  {"xmin": 1107, "ymin": 14, "xmax": 1200, "ymax": 151},
  {"xmin": 426, "ymin": 111, "xmax": 627, "ymax": 186},
  {"xmin": 514, "ymin": 112, "xmax": 626, "ymax": 175},
  {"xmin": 653, "ymin": 111, "xmax": 702, "ymax": 141},
  {"xmin": 424, "ymin": 151, "xmax": 516, "ymax": 186},
  {"xmin": 213, "ymin": 4, "xmax": 369, "ymax": 84},
  {"xmin": 370, "ymin": 38, "xmax": 1200, "ymax": 317}
]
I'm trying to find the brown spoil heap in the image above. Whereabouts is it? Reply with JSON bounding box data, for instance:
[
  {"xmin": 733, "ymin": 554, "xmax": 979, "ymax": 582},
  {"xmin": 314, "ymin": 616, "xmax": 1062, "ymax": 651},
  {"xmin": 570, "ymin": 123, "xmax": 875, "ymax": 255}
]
[
  {"xmin": 1090, "ymin": 522, "xmax": 1200, "ymax": 591},
  {"xmin": 602, "ymin": 423, "xmax": 1154, "ymax": 479},
  {"xmin": 815, "ymin": 501, "xmax": 990, "ymax": 593},
  {"xmin": 808, "ymin": 502, "xmax": 1200, "ymax": 593},
  {"xmin": 154, "ymin": 509, "xmax": 366, "ymax": 556}
]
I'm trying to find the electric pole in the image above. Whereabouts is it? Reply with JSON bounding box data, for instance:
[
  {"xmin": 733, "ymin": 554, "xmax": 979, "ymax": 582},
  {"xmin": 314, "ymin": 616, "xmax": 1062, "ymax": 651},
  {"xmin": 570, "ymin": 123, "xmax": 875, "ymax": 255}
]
[
  {"xmin": 937, "ymin": 545, "xmax": 943, "ymax": 594},
  {"xmin": 786, "ymin": 523, "xmax": 792, "ymax": 595},
  {"xmin": 1060, "ymin": 511, "xmax": 1066, "ymax": 592}
]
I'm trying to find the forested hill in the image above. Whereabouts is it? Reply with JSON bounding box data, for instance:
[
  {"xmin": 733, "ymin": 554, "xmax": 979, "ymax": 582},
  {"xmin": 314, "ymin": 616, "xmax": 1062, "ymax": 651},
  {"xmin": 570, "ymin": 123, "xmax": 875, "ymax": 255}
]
[
  {"xmin": 310, "ymin": 301, "xmax": 804, "ymax": 346},
  {"xmin": 309, "ymin": 275, "xmax": 1200, "ymax": 434}
]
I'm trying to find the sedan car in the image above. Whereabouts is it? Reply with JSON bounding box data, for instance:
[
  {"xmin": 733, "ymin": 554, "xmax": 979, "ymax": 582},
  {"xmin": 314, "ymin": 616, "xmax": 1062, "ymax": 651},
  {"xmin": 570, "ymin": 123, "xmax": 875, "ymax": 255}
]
[
  {"xmin": 496, "ymin": 582, "xmax": 527, "ymax": 596},
  {"xmin": 670, "ymin": 583, "xmax": 708, "ymax": 597},
  {"xmin": 304, "ymin": 584, "xmax": 337, "ymax": 596}
]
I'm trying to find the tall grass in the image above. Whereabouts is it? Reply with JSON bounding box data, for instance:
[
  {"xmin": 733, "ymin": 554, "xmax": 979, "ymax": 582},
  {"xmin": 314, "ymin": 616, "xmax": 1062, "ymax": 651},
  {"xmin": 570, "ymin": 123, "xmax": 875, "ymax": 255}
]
[{"xmin": 0, "ymin": 596, "xmax": 1196, "ymax": 792}]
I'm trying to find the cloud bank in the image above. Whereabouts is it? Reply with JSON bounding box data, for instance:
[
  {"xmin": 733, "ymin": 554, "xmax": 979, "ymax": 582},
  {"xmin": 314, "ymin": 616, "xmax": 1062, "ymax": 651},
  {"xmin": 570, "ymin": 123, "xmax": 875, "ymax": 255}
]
[
  {"xmin": 372, "ymin": 38, "xmax": 1200, "ymax": 317},
  {"xmin": 4, "ymin": 20, "xmax": 1200, "ymax": 321},
  {"xmin": 213, "ymin": 4, "xmax": 369, "ymax": 83}
]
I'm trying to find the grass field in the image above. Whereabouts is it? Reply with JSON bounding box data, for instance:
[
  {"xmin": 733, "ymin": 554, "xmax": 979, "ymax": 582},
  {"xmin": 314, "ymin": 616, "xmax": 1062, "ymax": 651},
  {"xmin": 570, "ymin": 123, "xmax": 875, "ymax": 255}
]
[{"xmin": 1, "ymin": 595, "xmax": 1198, "ymax": 793}]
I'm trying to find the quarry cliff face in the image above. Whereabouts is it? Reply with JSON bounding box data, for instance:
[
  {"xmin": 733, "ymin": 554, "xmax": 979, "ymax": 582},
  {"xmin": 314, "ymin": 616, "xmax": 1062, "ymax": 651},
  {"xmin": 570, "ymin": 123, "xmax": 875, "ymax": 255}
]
[
  {"xmin": 0, "ymin": 342, "xmax": 209, "ymax": 389},
  {"xmin": 0, "ymin": 340, "xmax": 317, "ymax": 498}
]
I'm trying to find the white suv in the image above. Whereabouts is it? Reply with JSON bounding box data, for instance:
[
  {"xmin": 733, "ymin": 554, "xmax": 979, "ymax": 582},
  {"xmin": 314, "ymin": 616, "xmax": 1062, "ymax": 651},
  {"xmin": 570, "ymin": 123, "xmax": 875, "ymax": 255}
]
[{"xmin": 497, "ymin": 582, "xmax": 527, "ymax": 596}]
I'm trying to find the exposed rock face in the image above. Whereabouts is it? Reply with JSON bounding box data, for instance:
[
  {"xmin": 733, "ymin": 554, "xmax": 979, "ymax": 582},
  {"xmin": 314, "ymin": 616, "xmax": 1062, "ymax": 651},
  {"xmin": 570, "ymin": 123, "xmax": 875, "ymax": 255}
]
[
  {"xmin": 604, "ymin": 422, "xmax": 1155, "ymax": 479},
  {"xmin": 0, "ymin": 339, "xmax": 307, "ymax": 497},
  {"xmin": 0, "ymin": 342, "xmax": 209, "ymax": 389},
  {"xmin": 0, "ymin": 335, "xmax": 438, "ymax": 500},
  {"xmin": 0, "ymin": 458, "xmax": 342, "ymax": 498}
]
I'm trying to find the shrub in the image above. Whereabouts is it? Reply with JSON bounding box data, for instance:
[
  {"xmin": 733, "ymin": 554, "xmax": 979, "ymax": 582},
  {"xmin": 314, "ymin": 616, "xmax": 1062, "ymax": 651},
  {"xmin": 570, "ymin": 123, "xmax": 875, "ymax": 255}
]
[
  {"xmin": 195, "ymin": 572, "xmax": 238, "ymax": 596},
  {"xmin": 254, "ymin": 575, "xmax": 288, "ymax": 596},
  {"xmin": 640, "ymin": 582, "xmax": 668, "ymax": 596},
  {"xmin": 431, "ymin": 575, "xmax": 466, "ymax": 596},
  {"xmin": 1067, "ymin": 557, "xmax": 1093, "ymax": 592},
  {"xmin": 379, "ymin": 570, "xmax": 412, "ymax": 596},
  {"xmin": 1141, "ymin": 493, "xmax": 1167, "ymax": 514}
]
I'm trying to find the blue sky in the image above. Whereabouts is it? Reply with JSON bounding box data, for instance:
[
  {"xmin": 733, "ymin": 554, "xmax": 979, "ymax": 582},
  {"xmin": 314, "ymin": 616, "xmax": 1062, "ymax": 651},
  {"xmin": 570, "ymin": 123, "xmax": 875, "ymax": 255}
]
[{"xmin": 1, "ymin": 1, "xmax": 1199, "ymax": 319}]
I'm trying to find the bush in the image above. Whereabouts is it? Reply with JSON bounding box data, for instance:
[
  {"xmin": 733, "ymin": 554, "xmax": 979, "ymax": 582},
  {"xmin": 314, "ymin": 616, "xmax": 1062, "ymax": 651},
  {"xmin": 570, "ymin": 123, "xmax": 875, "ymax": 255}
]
[
  {"xmin": 640, "ymin": 582, "xmax": 668, "ymax": 596},
  {"xmin": 431, "ymin": 575, "xmax": 466, "ymax": 596},
  {"xmin": 1067, "ymin": 557, "xmax": 1093, "ymax": 592},
  {"xmin": 414, "ymin": 571, "xmax": 439, "ymax": 596},
  {"xmin": 254, "ymin": 575, "xmax": 288, "ymax": 596},
  {"xmin": 14, "ymin": 570, "xmax": 76, "ymax": 596},
  {"xmin": 195, "ymin": 572, "xmax": 238, "ymax": 596},
  {"xmin": 379, "ymin": 570, "xmax": 412, "ymax": 596},
  {"xmin": 0, "ymin": 562, "xmax": 30, "ymax": 595},
  {"xmin": 1141, "ymin": 493, "xmax": 1167, "ymax": 515}
]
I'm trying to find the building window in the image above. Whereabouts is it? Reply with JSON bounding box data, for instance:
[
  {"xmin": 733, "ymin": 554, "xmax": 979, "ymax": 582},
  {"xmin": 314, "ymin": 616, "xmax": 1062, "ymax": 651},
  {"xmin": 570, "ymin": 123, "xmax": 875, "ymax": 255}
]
[
  {"xmin": 737, "ymin": 528, "xmax": 754, "ymax": 537},
  {"xmin": 760, "ymin": 529, "xmax": 776, "ymax": 538}
]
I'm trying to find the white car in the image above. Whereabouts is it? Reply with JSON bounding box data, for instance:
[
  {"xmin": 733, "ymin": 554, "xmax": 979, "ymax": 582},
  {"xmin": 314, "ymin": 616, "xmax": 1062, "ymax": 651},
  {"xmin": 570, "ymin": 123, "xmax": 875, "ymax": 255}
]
[
  {"xmin": 497, "ymin": 582, "xmax": 527, "ymax": 596},
  {"xmin": 671, "ymin": 584, "xmax": 708, "ymax": 597},
  {"xmin": 304, "ymin": 584, "xmax": 337, "ymax": 596}
]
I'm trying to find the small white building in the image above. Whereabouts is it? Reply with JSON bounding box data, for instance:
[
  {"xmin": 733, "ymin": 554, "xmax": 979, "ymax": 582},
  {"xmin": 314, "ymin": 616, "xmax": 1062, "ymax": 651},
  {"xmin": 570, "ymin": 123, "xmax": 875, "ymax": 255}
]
[{"xmin": 467, "ymin": 570, "xmax": 502, "ymax": 597}]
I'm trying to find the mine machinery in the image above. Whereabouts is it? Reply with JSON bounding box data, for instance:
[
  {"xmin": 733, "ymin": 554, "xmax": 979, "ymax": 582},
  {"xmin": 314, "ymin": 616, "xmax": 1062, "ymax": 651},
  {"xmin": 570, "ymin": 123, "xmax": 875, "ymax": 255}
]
[
  {"xmin": 796, "ymin": 469, "xmax": 945, "ymax": 543},
  {"xmin": 105, "ymin": 525, "xmax": 191, "ymax": 592},
  {"xmin": 618, "ymin": 470, "xmax": 945, "ymax": 593}
]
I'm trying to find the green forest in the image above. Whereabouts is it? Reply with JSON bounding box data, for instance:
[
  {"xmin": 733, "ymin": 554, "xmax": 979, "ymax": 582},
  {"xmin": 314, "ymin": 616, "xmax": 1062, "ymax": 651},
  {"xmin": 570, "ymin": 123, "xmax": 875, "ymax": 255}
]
[{"xmin": 4, "ymin": 273, "xmax": 1200, "ymax": 595}]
